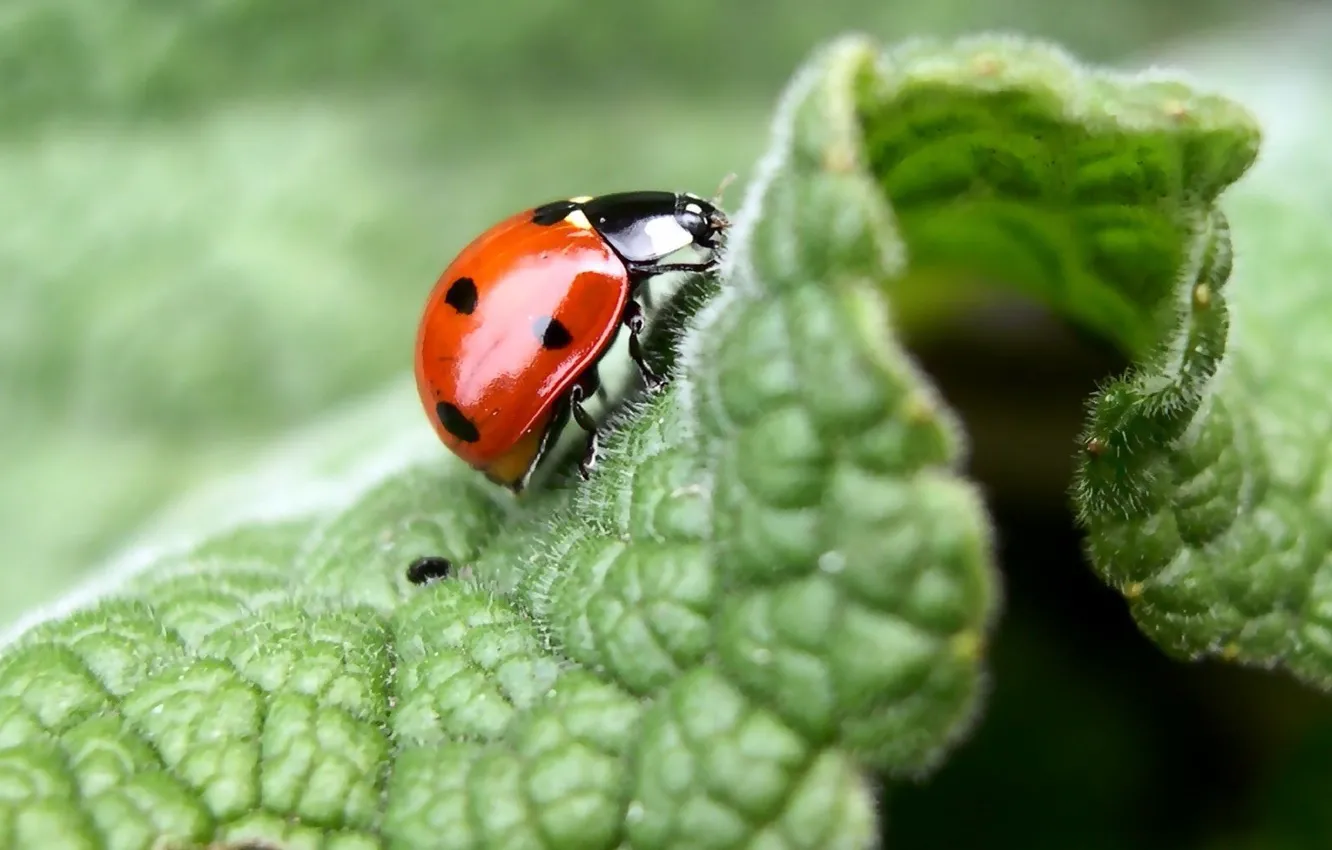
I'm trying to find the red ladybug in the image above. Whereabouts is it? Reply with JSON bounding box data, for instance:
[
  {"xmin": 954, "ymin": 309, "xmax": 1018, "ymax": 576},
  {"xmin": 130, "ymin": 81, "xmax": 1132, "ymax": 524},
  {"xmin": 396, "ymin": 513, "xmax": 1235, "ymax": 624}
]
[{"xmin": 414, "ymin": 190, "xmax": 729, "ymax": 491}]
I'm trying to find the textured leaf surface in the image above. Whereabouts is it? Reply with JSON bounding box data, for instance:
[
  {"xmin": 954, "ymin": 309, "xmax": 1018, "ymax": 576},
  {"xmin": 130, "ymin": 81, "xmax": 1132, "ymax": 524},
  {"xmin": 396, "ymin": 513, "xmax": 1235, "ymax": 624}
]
[
  {"xmin": 0, "ymin": 33, "xmax": 1265, "ymax": 850},
  {"xmin": 1075, "ymin": 92, "xmax": 1332, "ymax": 688}
]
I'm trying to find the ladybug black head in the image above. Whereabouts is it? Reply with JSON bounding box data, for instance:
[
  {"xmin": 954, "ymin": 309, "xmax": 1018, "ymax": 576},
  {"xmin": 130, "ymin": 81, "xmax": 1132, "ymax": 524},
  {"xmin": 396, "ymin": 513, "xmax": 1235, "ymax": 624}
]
[
  {"xmin": 574, "ymin": 190, "xmax": 729, "ymax": 267},
  {"xmin": 674, "ymin": 192, "xmax": 729, "ymax": 251}
]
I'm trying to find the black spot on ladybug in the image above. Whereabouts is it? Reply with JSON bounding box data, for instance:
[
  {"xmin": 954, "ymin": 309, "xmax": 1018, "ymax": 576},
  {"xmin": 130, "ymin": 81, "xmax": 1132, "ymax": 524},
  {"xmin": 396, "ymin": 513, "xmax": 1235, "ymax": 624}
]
[
  {"xmin": 407, "ymin": 555, "xmax": 453, "ymax": 584},
  {"xmin": 444, "ymin": 277, "xmax": 478, "ymax": 315},
  {"xmin": 532, "ymin": 200, "xmax": 576, "ymax": 226},
  {"xmin": 436, "ymin": 401, "xmax": 480, "ymax": 443},
  {"xmin": 534, "ymin": 316, "xmax": 573, "ymax": 349}
]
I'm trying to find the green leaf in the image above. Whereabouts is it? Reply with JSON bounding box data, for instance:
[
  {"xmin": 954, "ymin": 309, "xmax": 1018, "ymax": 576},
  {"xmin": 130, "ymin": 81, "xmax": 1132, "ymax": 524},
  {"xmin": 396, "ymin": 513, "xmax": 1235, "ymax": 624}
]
[
  {"xmin": 0, "ymin": 31, "xmax": 1264, "ymax": 849},
  {"xmin": 1074, "ymin": 90, "xmax": 1332, "ymax": 686}
]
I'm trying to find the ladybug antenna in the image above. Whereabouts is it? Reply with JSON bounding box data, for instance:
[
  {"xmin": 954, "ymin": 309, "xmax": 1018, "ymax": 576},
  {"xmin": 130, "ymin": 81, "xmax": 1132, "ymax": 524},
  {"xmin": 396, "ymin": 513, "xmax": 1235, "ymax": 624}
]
[{"xmin": 711, "ymin": 172, "xmax": 737, "ymax": 207}]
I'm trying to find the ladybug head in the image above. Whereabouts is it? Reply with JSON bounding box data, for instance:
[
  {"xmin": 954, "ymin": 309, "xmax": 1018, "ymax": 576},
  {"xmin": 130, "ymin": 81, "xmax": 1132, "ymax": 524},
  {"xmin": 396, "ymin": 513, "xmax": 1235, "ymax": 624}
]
[
  {"xmin": 578, "ymin": 189, "xmax": 730, "ymax": 268},
  {"xmin": 674, "ymin": 192, "xmax": 729, "ymax": 252}
]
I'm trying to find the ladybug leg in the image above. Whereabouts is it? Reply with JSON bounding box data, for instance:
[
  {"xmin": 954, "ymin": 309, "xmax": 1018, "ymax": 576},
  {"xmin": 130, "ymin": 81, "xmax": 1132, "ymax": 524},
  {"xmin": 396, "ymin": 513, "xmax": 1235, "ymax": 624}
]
[
  {"xmin": 568, "ymin": 382, "xmax": 600, "ymax": 480},
  {"xmin": 623, "ymin": 300, "xmax": 664, "ymax": 390},
  {"xmin": 577, "ymin": 363, "xmax": 607, "ymax": 403},
  {"xmin": 629, "ymin": 258, "xmax": 721, "ymax": 277}
]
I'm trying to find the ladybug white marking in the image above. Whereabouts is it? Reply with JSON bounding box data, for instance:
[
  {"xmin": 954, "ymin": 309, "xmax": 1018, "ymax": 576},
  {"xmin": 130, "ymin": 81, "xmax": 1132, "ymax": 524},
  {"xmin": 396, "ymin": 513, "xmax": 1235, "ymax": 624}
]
[{"xmin": 641, "ymin": 217, "xmax": 693, "ymax": 257}]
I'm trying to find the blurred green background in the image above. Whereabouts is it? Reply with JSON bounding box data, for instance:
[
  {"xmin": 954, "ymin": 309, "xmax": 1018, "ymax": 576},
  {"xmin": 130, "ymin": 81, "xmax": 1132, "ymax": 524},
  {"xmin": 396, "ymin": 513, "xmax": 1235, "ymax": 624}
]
[{"xmin": 5, "ymin": 1, "xmax": 1332, "ymax": 847}]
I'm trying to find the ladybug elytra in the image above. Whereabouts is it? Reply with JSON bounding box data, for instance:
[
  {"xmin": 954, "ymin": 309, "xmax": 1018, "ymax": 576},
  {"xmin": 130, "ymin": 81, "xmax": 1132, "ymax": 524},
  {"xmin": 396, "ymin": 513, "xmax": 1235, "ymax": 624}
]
[{"xmin": 413, "ymin": 190, "xmax": 729, "ymax": 491}]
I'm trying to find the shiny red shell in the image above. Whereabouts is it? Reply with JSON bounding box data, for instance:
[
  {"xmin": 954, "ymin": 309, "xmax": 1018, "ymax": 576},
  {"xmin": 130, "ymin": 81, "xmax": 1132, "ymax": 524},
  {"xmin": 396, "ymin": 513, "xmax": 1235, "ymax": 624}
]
[{"xmin": 414, "ymin": 208, "xmax": 631, "ymax": 486}]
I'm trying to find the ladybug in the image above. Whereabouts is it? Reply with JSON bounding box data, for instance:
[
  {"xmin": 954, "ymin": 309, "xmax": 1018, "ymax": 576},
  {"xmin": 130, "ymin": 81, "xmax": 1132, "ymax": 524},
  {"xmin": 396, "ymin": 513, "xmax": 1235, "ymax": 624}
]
[{"xmin": 414, "ymin": 190, "xmax": 729, "ymax": 491}]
